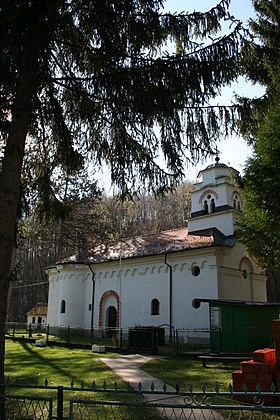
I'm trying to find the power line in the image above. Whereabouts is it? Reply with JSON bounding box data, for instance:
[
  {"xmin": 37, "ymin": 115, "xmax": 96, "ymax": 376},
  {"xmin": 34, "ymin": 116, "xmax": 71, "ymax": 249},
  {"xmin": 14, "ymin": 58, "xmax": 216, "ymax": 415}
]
[{"xmin": 11, "ymin": 281, "xmax": 49, "ymax": 289}]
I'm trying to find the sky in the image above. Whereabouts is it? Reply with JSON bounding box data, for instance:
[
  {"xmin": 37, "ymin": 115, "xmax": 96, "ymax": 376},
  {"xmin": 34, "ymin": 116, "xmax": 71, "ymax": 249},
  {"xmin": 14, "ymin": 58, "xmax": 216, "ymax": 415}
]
[{"xmin": 164, "ymin": 0, "xmax": 262, "ymax": 179}]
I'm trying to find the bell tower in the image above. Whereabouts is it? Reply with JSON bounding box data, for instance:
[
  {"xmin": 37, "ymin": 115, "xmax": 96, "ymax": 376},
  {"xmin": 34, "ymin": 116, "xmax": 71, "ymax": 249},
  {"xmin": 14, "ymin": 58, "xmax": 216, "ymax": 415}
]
[{"xmin": 188, "ymin": 158, "xmax": 243, "ymax": 237}]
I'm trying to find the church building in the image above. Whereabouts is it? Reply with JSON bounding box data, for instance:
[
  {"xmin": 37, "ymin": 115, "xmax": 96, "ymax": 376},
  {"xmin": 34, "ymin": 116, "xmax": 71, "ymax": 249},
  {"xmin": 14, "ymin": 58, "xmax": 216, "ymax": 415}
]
[{"xmin": 46, "ymin": 160, "xmax": 267, "ymax": 333}]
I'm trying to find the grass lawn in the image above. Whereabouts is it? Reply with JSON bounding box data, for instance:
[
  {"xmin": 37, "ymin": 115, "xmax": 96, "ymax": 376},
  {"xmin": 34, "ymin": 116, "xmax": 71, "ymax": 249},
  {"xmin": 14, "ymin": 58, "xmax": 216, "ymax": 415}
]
[
  {"xmin": 4, "ymin": 340, "xmax": 120, "ymax": 389},
  {"xmin": 4, "ymin": 341, "xmax": 159, "ymax": 419},
  {"xmin": 5, "ymin": 340, "xmax": 238, "ymax": 392},
  {"xmin": 142, "ymin": 357, "xmax": 239, "ymax": 392},
  {"xmin": 4, "ymin": 341, "xmax": 279, "ymax": 419}
]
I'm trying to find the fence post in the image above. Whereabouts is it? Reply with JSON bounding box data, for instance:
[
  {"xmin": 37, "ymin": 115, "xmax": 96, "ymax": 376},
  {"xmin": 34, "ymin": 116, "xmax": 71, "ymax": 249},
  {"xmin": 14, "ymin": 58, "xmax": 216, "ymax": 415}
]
[
  {"xmin": 91, "ymin": 326, "xmax": 94, "ymax": 346},
  {"xmin": 120, "ymin": 328, "xmax": 123, "ymax": 349},
  {"xmin": 67, "ymin": 325, "xmax": 70, "ymax": 344},
  {"xmin": 28, "ymin": 323, "xmax": 32, "ymax": 339},
  {"xmin": 57, "ymin": 386, "xmax": 64, "ymax": 420}
]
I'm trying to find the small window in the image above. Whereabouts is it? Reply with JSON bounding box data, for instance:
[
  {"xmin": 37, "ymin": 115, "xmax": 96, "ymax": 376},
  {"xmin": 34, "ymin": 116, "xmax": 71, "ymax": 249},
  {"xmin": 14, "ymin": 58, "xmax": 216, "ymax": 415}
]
[
  {"xmin": 60, "ymin": 299, "xmax": 66, "ymax": 314},
  {"xmin": 32, "ymin": 316, "xmax": 35, "ymax": 324},
  {"xmin": 151, "ymin": 298, "xmax": 160, "ymax": 316},
  {"xmin": 191, "ymin": 266, "xmax": 200, "ymax": 277},
  {"xmin": 88, "ymin": 303, "xmax": 92, "ymax": 311}
]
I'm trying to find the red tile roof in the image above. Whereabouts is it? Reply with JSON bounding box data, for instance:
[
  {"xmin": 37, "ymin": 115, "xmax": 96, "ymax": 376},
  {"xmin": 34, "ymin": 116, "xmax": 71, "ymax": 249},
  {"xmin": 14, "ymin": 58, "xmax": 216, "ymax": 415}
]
[
  {"xmin": 61, "ymin": 227, "xmax": 220, "ymax": 264},
  {"xmin": 26, "ymin": 303, "xmax": 48, "ymax": 316}
]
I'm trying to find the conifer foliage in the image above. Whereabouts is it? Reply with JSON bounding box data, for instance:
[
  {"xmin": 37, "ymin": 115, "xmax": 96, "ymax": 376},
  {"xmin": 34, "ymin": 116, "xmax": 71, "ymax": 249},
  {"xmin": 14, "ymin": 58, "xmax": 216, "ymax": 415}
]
[
  {"xmin": 237, "ymin": 0, "xmax": 280, "ymax": 139},
  {"xmin": 237, "ymin": 1, "xmax": 280, "ymax": 271},
  {"xmin": 0, "ymin": 0, "xmax": 243, "ymax": 380}
]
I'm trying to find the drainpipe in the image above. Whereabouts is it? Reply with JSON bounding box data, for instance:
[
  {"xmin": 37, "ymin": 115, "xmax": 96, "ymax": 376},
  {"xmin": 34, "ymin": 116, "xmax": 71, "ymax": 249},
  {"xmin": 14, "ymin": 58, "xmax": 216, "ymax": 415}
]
[
  {"xmin": 88, "ymin": 264, "xmax": 95, "ymax": 329},
  {"xmin": 164, "ymin": 253, "xmax": 173, "ymax": 342}
]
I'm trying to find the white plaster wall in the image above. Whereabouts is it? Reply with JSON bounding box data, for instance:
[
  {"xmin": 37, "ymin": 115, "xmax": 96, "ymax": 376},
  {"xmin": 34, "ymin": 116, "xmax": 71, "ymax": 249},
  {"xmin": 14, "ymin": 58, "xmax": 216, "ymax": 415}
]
[
  {"xmin": 56, "ymin": 266, "xmax": 87, "ymax": 326},
  {"xmin": 47, "ymin": 272, "xmax": 60, "ymax": 325},
  {"xmin": 27, "ymin": 315, "xmax": 47, "ymax": 325},
  {"xmin": 102, "ymin": 294, "xmax": 118, "ymax": 327},
  {"xmin": 93, "ymin": 267, "xmax": 121, "ymax": 328},
  {"xmin": 92, "ymin": 252, "xmax": 219, "ymax": 330},
  {"xmin": 120, "ymin": 263, "xmax": 169, "ymax": 328},
  {"xmin": 191, "ymin": 165, "xmax": 237, "ymax": 214},
  {"xmin": 46, "ymin": 242, "xmax": 266, "ymax": 330},
  {"xmin": 251, "ymin": 275, "xmax": 268, "ymax": 301},
  {"xmin": 217, "ymin": 243, "xmax": 267, "ymax": 302},
  {"xmin": 93, "ymin": 259, "xmax": 170, "ymax": 328},
  {"xmin": 171, "ymin": 251, "xmax": 218, "ymax": 328},
  {"xmin": 83, "ymin": 271, "xmax": 93, "ymax": 328},
  {"xmin": 188, "ymin": 211, "xmax": 235, "ymax": 236}
]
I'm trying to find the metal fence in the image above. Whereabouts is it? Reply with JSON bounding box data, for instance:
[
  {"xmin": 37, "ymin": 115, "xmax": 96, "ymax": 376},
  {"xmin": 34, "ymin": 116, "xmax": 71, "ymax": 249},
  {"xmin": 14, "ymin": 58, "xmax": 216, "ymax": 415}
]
[
  {"xmin": 5, "ymin": 323, "xmax": 206, "ymax": 354},
  {"xmin": 5, "ymin": 322, "xmax": 275, "ymax": 356},
  {"xmin": 5, "ymin": 323, "xmax": 176, "ymax": 354},
  {"xmin": 1, "ymin": 378, "xmax": 280, "ymax": 419},
  {"xmin": 175, "ymin": 327, "xmax": 211, "ymax": 353}
]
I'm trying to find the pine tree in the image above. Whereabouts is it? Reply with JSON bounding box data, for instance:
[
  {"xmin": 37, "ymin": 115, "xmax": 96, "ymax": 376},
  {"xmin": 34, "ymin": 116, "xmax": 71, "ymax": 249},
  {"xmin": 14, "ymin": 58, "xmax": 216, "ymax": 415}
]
[
  {"xmin": 0, "ymin": 0, "xmax": 243, "ymax": 381},
  {"xmin": 237, "ymin": 0, "xmax": 280, "ymax": 139}
]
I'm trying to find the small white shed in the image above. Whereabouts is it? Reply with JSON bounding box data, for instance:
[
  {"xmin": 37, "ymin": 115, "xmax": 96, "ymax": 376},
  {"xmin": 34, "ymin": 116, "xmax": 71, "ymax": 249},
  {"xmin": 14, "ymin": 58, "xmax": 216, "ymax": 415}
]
[{"xmin": 26, "ymin": 303, "xmax": 48, "ymax": 329}]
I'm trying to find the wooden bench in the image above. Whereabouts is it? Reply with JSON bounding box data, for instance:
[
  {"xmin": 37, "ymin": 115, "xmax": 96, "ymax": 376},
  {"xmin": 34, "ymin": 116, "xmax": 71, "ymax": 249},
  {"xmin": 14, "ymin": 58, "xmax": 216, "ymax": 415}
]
[{"xmin": 198, "ymin": 355, "xmax": 251, "ymax": 367}]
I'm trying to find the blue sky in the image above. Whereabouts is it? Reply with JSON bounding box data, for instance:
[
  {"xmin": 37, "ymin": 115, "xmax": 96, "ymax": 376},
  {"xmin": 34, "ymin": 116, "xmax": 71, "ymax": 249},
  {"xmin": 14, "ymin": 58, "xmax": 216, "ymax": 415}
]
[{"xmin": 163, "ymin": 0, "xmax": 261, "ymax": 178}]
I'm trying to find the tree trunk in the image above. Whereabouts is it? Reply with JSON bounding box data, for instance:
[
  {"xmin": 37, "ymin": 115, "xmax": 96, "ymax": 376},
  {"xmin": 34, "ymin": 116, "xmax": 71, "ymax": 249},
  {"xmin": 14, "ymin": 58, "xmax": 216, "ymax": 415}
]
[{"xmin": 0, "ymin": 19, "xmax": 43, "ymax": 383}]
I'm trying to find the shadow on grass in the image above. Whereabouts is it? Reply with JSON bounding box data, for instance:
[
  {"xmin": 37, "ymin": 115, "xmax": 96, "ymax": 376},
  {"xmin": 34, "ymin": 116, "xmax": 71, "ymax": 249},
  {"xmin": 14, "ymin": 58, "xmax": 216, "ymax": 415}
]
[{"xmin": 5, "ymin": 341, "xmax": 121, "ymax": 388}]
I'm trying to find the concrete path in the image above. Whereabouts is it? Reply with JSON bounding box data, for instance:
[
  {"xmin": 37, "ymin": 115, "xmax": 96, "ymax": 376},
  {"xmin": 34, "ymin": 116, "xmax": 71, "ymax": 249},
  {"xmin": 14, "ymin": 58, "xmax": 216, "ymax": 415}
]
[
  {"xmin": 100, "ymin": 354, "xmax": 218, "ymax": 419},
  {"xmin": 100, "ymin": 354, "xmax": 173, "ymax": 392}
]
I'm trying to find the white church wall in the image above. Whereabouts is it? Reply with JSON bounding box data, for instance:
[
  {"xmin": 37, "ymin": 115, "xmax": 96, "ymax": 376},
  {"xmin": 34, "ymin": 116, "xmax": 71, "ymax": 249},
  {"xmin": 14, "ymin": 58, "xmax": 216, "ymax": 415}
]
[
  {"xmin": 217, "ymin": 243, "xmax": 267, "ymax": 302},
  {"xmin": 93, "ymin": 258, "xmax": 170, "ymax": 329},
  {"xmin": 120, "ymin": 261, "xmax": 169, "ymax": 328},
  {"xmin": 47, "ymin": 269, "xmax": 60, "ymax": 325},
  {"xmin": 219, "ymin": 266, "xmax": 253, "ymax": 300},
  {"xmin": 251, "ymin": 274, "xmax": 268, "ymax": 301},
  {"xmin": 56, "ymin": 266, "xmax": 87, "ymax": 326},
  {"xmin": 188, "ymin": 212, "xmax": 235, "ymax": 236},
  {"xmin": 170, "ymin": 250, "xmax": 218, "ymax": 329},
  {"xmin": 83, "ymin": 271, "xmax": 93, "ymax": 327},
  {"xmin": 93, "ymin": 266, "xmax": 121, "ymax": 328}
]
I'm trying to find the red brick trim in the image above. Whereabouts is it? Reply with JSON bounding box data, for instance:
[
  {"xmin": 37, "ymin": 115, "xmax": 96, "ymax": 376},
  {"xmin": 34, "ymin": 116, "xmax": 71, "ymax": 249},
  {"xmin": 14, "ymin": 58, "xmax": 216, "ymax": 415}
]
[
  {"xmin": 98, "ymin": 290, "xmax": 120, "ymax": 328},
  {"xmin": 199, "ymin": 189, "xmax": 219, "ymax": 204}
]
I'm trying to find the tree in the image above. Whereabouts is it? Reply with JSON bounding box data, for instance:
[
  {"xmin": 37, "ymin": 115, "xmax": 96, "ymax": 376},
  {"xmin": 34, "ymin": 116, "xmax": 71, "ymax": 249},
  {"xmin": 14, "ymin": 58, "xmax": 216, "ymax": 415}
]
[
  {"xmin": 238, "ymin": 93, "xmax": 280, "ymax": 270},
  {"xmin": 0, "ymin": 0, "xmax": 244, "ymax": 381},
  {"xmin": 236, "ymin": 1, "xmax": 280, "ymax": 298},
  {"xmin": 237, "ymin": 0, "xmax": 280, "ymax": 140}
]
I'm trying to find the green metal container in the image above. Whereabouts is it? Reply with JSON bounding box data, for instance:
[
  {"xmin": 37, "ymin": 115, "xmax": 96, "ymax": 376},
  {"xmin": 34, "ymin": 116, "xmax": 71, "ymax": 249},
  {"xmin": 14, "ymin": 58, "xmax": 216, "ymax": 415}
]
[
  {"xmin": 209, "ymin": 301, "xmax": 279, "ymax": 353},
  {"xmin": 192, "ymin": 299, "xmax": 280, "ymax": 353}
]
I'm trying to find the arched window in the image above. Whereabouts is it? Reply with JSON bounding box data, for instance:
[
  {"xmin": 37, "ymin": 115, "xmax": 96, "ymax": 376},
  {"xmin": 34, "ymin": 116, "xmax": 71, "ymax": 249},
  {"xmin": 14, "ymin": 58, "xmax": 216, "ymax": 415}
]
[
  {"xmin": 60, "ymin": 299, "xmax": 66, "ymax": 314},
  {"xmin": 151, "ymin": 298, "xmax": 160, "ymax": 315},
  {"xmin": 210, "ymin": 198, "xmax": 215, "ymax": 213}
]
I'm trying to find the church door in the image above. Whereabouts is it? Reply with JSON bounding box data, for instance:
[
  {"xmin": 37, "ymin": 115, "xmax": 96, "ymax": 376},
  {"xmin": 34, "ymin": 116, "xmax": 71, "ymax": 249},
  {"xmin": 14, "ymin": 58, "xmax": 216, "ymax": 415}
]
[{"xmin": 107, "ymin": 306, "xmax": 117, "ymax": 338}]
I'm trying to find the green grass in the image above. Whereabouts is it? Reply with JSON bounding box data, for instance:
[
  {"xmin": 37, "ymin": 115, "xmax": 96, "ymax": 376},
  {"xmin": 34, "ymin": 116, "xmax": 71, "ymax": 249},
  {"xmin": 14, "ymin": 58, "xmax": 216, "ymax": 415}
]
[
  {"xmin": 4, "ymin": 341, "xmax": 159, "ymax": 418},
  {"xmin": 4, "ymin": 341, "xmax": 277, "ymax": 419},
  {"xmin": 5, "ymin": 340, "xmax": 120, "ymax": 389},
  {"xmin": 4, "ymin": 340, "xmax": 238, "ymax": 393},
  {"xmin": 142, "ymin": 357, "xmax": 239, "ymax": 392}
]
